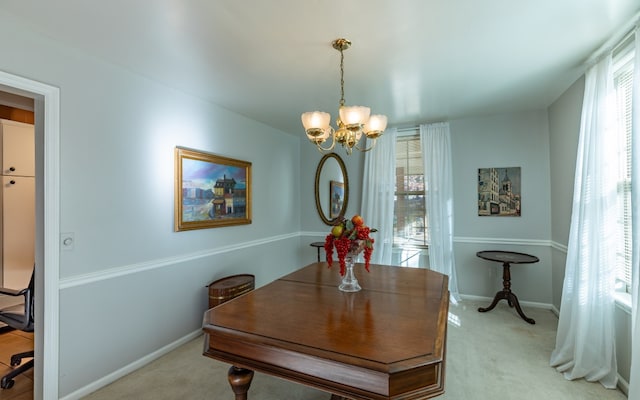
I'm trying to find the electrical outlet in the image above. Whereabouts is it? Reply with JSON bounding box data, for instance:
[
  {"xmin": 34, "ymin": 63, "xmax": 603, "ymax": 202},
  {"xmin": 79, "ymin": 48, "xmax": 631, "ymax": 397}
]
[{"xmin": 61, "ymin": 233, "xmax": 74, "ymax": 251}]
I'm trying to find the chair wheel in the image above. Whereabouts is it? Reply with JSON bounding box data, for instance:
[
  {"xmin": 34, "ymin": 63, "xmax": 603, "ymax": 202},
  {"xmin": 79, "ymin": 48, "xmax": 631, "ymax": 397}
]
[
  {"xmin": 9, "ymin": 355, "xmax": 21, "ymax": 366},
  {"xmin": 1, "ymin": 377, "xmax": 14, "ymax": 389}
]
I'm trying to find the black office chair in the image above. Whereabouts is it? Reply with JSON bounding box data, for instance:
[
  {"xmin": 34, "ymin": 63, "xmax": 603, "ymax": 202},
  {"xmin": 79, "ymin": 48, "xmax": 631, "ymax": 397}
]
[{"xmin": 0, "ymin": 270, "xmax": 34, "ymax": 389}]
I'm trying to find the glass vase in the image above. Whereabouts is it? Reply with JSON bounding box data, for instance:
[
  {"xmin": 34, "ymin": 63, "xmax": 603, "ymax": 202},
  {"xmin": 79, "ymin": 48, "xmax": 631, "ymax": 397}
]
[{"xmin": 339, "ymin": 254, "xmax": 362, "ymax": 292}]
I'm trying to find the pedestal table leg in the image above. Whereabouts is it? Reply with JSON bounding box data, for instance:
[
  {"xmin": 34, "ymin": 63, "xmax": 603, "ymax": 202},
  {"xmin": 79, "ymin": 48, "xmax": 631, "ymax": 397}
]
[
  {"xmin": 228, "ymin": 366, "xmax": 254, "ymax": 400},
  {"xmin": 506, "ymin": 291, "xmax": 536, "ymax": 324},
  {"xmin": 477, "ymin": 262, "xmax": 535, "ymax": 324}
]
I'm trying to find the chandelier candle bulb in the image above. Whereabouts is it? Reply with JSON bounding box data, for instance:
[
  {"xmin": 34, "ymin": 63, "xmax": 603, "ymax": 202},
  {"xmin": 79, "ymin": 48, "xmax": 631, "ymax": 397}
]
[
  {"xmin": 301, "ymin": 111, "xmax": 330, "ymax": 137},
  {"xmin": 339, "ymin": 106, "xmax": 370, "ymax": 128},
  {"xmin": 364, "ymin": 115, "xmax": 388, "ymax": 137}
]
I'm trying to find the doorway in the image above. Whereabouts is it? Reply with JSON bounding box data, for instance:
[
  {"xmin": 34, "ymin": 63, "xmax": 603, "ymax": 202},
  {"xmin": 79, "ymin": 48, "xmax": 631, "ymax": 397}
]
[{"xmin": 0, "ymin": 71, "xmax": 60, "ymax": 400}]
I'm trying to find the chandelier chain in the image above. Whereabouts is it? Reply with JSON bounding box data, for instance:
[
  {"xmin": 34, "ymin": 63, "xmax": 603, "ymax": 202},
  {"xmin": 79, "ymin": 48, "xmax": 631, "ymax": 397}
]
[{"xmin": 339, "ymin": 48, "xmax": 345, "ymax": 107}]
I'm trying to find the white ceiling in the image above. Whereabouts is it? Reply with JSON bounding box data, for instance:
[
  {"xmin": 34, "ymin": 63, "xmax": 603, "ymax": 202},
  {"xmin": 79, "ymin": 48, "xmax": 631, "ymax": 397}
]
[{"xmin": 2, "ymin": 1, "xmax": 639, "ymax": 137}]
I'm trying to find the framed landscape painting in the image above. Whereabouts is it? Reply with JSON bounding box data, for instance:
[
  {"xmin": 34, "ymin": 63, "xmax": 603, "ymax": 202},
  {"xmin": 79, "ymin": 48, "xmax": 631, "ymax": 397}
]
[
  {"xmin": 477, "ymin": 167, "xmax": 521, "ymax": 216},
  {"xmin": 175, "ymin": 147, "xmax": 252, "ymax": 231}
]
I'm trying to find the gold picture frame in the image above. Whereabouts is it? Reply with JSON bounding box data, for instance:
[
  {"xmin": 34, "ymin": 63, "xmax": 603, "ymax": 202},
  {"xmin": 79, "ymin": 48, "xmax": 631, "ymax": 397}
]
[{"xmin": 175, "ymin": 147, "xmax": 252, "ymax": 231}]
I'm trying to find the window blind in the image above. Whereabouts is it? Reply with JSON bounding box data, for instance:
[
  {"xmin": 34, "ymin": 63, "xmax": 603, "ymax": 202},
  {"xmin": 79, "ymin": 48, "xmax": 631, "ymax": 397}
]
[
  {"xmin": 394, "ymin": 134, "xmax": 428, "ymax": 246},
  {"xmin": 613, "ymin": 42, "xmax": 634, "ymax": 290}
]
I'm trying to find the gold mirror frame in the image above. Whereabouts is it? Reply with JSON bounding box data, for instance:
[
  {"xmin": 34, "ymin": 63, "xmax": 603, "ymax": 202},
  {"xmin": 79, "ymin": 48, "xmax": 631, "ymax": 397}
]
[{"xmin": 314, "ymin": 153, "xmax": 349, "ymax": 225}]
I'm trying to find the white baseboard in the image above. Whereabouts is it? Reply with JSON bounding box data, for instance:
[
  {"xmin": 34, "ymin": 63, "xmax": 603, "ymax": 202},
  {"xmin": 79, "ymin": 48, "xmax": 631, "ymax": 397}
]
[
  {"xmin": 59, "ymin": 329, "xmax": 203, "ymax": 400},
  {"xmin": 460, "ymin": 294, "xmax": 554, "ymax": 311},
  {"xmin": 617, "ymin": 373, "xmax": 629, "ymax": 396}
]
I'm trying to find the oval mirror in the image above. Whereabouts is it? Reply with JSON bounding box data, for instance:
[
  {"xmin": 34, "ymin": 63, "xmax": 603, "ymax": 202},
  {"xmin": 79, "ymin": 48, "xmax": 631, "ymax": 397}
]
[{"xmin": 315, "ymin": 153, "xmax": 349, "ymax": 225}]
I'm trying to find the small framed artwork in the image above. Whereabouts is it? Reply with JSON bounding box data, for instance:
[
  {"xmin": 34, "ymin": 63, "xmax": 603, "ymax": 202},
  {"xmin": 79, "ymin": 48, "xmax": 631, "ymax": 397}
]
[
  {"xmin": 329, "ymin": 180, "xmax": 345, "ymax": 219},
  {"xmin": 478, "ymin": 167, "xmax": 521, "ymax": 216},
  {"xmin": 175, "ymin": 147, "xmax": 252, "ymax": 231}
]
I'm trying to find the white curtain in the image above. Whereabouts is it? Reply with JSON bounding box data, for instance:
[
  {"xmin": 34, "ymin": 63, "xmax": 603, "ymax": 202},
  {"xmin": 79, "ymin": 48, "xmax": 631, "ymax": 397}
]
[
  {"xmin": 628, "ymin": 25, "xmax": 640, "ymax": 400},
  {"xmin": 361, "ymin": 128, "xmax": 397, "ymax": 265},
  {"xmin": 420, "ymin": 122, "xmax": 460, "ymax": 303},
  {"xmin": 549, "ymin": 54, "xmax": 619, "ymax": 388}
]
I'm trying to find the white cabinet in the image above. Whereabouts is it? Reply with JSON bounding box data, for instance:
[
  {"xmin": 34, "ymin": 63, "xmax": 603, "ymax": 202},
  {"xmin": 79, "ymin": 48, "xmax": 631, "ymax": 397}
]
[
  {"xmin": 0, "ymin": 119, "xmax": 34, "ymax": 289},
  {"xmin": 1, "ymin": 119, "xmax": 35, "ymax": 177},
  {"xmin": 2, "ymin": 176, "xmax": 35, "ymax": 288}
]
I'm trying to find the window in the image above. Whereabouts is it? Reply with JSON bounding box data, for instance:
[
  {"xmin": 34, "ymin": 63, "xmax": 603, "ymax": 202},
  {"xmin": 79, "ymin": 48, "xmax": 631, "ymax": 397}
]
[
  {"xmin": 393, "ymin": 133, "xmax": 429, "ymax": 248},
  {"xmin": 613, "ymin": 38, "xmax": 634, "ymax": 293}
]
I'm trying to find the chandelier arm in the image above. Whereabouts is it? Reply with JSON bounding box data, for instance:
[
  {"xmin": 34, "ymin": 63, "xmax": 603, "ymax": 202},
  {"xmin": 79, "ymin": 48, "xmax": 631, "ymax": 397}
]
[
  {"xmin": 317, "ymin": 140, "xmax": 337, "ymax": 153},
  {"xmin": 354, "ymin": 138, "xmax": 378, "ymax": 153},
  {"xmin": 315, "ymin": 130, "xmax": 337, "ymax": 153}
]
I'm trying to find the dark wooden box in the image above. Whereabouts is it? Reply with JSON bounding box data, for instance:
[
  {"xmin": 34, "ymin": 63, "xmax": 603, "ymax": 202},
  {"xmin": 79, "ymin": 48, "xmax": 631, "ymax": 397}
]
[{"xmin": 207, "ymin": 274, "xmax": 255, "ymax": 309}]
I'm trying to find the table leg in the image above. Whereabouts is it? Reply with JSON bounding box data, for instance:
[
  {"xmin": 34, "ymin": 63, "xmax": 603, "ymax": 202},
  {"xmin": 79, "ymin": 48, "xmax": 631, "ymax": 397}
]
[
  {"xmin": 477, "ymin": 290, "xmax": 507, "ymax": 313},
  {"xmin": 477, "ymin": 262, "xmax": 535, "ymax": 324},
  {"xmin": 506, "ymin": 291, "xmax": 536, "ymax": 325},
  {"xmin": 228, "ymin": 366, "xmax": 254, "ymax": 400}
]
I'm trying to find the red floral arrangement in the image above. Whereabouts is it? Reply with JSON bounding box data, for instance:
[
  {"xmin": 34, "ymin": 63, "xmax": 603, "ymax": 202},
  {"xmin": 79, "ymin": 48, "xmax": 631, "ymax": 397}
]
[{"xmin": 324, "ymin": 214, "xmax": 376, "ymax": 276}]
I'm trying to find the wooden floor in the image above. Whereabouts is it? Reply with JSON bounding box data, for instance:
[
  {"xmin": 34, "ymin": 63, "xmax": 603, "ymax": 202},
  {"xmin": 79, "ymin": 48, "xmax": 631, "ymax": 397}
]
[{"xmin": 0, "ymin": 327, "xmax": 33, "ymax": 400}]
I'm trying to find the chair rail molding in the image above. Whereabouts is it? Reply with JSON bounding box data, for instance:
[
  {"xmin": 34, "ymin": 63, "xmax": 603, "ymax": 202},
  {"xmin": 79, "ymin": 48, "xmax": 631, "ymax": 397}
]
[
  {"xmin": 59, "ymin": 232, "xmax": 299, "ymax": 289},
  {"xmin": 302, "ymin": 233, "xmax": 553, "ymax": 248},
  {"xmin": 551, "ymin": 241, "xmax": 568, "ymax": 253},
  {"xmin": 453, "ymin": 236, "xmax": 552, "ymax": 247}
]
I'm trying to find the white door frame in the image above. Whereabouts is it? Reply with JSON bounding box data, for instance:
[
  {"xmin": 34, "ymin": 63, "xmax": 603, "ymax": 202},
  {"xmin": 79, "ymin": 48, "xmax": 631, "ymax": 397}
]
[{"xmin": 0, "ymin": 70, "xmax": 60, "ymax": 400}]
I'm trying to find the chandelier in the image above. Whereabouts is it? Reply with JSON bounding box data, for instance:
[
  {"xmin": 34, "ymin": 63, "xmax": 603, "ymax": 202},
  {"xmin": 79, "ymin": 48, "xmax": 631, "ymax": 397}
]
[{"xmin": 301, "ymin": 38, "xmax": 387, "ymax": 155}]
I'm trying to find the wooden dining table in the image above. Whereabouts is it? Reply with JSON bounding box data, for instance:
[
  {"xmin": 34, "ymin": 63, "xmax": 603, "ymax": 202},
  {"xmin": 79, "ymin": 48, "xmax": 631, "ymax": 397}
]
[{"xmin": 202, "ymin": 262, "xmax": 450, "ymax": 400}]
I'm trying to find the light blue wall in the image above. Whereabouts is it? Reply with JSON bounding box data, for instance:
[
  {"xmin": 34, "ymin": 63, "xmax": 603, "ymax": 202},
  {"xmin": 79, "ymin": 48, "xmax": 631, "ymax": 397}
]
[
  {"xmin": 450, "ymin": 111, "xmax": 553, "ymax": 304},
  {"xmin": 450, "ymin": 111, "xmax": 551, "ymax": 241},
  {"xmin": 0, "ymin": 10, "xmax": 302, "ymax": 398},
  {"xmin": 548, "ymin": 76, "xmax": 583, "ymax": 308}
]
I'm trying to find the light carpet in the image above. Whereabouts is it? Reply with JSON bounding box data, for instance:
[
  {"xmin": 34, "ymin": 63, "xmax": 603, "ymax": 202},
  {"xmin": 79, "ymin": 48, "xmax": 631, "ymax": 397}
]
[{"xmin": 83, "ymin": 300, "xmax": 627, "ymax": 400}]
